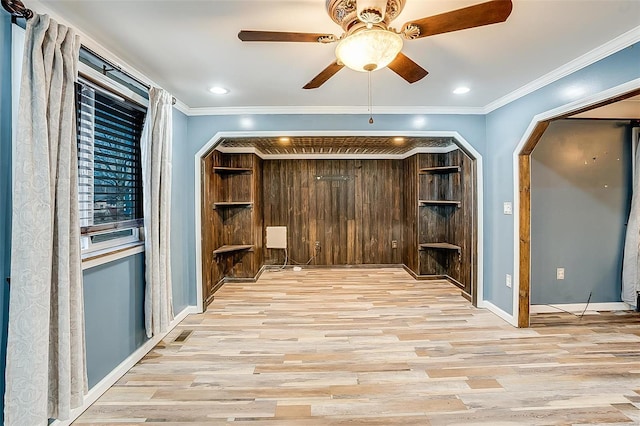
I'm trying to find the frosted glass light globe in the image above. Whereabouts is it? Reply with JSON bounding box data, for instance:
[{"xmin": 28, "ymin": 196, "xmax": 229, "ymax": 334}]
[{"xmin": 335, "ymin": 29, "xmax": 403, "ymax": 72}]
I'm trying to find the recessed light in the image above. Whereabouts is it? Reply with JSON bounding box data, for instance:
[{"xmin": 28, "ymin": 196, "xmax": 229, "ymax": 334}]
[
  {"xmin": 209, "ymin": 86, "xmax": 229, "ymax": 95},
  {"xmin": 453, "ymin": 86, "xmax": 470, "ymax": 95},
  {"xmin": 393, "ymin": 137, "xmax": 405, "ymax": 145},
  {"xmin": 279, "ymin": 137, "xmax": 291, "ymax": 144}
]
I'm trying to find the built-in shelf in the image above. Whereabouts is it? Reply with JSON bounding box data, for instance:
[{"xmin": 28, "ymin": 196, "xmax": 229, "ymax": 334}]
[
  {"xmin": 212, "ymin": 244, "xmax": 254, "ymax": 255},
  {"xmin": 419, "ymin": 166, "xmax": 461, "ymax": 174},
  {"xmin": 213, "ymin": 166, "xmax": 253, "ymax": 174},
  {"xmin": 419, "ymin": 242, "xmax": 461, "ymax": 253},
  {"xmin": 418, "ymin": 200, "xmax": 461, "ymax": 207},
  {"xmin": 213, "ymin": 201, "xmax": 253, "ymax": 209}
]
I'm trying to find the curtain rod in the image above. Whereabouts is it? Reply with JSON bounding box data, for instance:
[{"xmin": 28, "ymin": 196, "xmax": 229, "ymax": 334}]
[
  {"xmin": 81, "ymin": 45, "xmax": 177, "ymax": 105},
  {"xmin": 2, "ymin": 0, "xmax": 177, "ymax": 106},
  {"xmin": 1, "ymin": 0, "xmax": 32, "ymax": 20}
]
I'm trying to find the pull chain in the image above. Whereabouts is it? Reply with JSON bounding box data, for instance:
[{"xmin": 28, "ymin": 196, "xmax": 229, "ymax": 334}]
[{"xmin": 368, "ymin": 71, "xmax": 374, "ymax": 124}]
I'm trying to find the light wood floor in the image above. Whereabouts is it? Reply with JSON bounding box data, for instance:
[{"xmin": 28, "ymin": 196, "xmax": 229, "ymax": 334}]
[{"xmin": 75, "ymin": 268, "xmax": 640, "ymax": 425}]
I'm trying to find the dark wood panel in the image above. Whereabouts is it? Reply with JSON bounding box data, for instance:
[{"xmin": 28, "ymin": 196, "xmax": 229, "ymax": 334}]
[
  {"xmin": 263, "ymin": 159, "xmax": 404, "ymax": 265},
  {"xmin": 200, "ymin": 152, "xmax": 220, "ymax": 306},
  {"xmin": 252, "ymin": 155, "xmax": 264, "ymax": 275},
  {"xmin": 413, "ymin": 150, "xmax": 475, "ymax": 295},
  {"xmin": 201, "ymin": 152, "xmax": 263, "ymax": 307},
  {"xmin": 403, "ymin": 155, "xmax": 419, "ymax": 273}
]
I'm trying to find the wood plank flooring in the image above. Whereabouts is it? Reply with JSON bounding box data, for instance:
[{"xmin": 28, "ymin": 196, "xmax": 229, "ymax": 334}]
[{"xmin": 74, "ymin": 268, "xmax": 640, "ymax": 425}]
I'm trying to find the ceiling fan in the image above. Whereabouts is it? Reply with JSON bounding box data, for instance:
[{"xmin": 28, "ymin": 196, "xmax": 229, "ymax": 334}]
[{"xmin": 238, "ymin": 0, "xmax": 513, "ymax": 89}]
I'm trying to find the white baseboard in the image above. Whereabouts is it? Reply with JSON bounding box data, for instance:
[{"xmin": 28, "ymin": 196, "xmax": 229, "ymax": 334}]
[
  {"xmin": 478, "ymin": 300, "xmax": 517, "ymax": 327},
  {"xmin": 51, "ymin": 305, "xmax": 198, "ymax": 426},
  {"xmin": 531, "ymin": 302, "xmax": 632, "ymax": 314}
]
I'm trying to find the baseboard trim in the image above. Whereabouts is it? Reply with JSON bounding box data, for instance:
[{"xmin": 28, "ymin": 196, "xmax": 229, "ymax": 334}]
[
  {"xmin": 478, "ymin": 300, "xmax": 517, "ymax": 327},
  {"xmin": 402, "ymin": 264, "xmax": 417, "ymax": 279},
  {"xmin": 530, "ymin": 302, "xmax": 632, "ymax": 314},
  {"xmin": 51, "ymin": 305, "xmax": 198, "ymax": 426},
  {"xmin": 206, "ymin": 266, "xmax": 268, "ymax": 307}
]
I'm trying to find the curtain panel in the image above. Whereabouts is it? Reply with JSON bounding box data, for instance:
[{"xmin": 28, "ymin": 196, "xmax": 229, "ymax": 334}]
[
  {"xmin": 5, "ymin": 14, "xmax": 87, "ymax": 425},
  {"xmin": 142, "ymin": 87, "xmax": 174, "ymax": 338},
  {"xmin": 622, "ymin": 132, "xmax": 640, "ymax": 306}
]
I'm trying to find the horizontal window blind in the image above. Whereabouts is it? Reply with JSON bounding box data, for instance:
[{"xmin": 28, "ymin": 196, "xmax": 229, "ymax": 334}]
[{"xmin": 76, "ymin": 81, "xmax": 146, "ymax": 231}]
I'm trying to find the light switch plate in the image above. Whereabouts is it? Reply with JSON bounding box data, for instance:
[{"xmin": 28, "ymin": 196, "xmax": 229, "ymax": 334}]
[
  {"xmin": 506, "ymin": 274, "xmax": 512, "ymax": 288},
  {"xmin": 503, "ymin": 202, "xmax": 513, "ymax": 215}
]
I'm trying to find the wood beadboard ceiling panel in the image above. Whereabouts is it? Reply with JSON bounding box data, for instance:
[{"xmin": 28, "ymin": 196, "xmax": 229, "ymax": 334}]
[{"xmin": 218, "ymin": 136, "xmax": 455, "ymax": 155}]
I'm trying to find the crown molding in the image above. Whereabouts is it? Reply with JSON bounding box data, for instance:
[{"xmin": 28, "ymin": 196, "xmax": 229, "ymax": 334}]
[
  {"xmin": 483, "ymin": 25, "xmax": 640, "ymax": 114},
  {"xmin": 183, "ymin": 105, "xmax": 485, "ymax": 117}
]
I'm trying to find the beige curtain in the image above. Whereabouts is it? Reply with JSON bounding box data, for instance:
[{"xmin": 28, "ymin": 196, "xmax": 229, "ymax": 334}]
[
  {"xmin": 142, "ymin": 87, "xmax": 174, "ymax": 338},
  {"xmin": 5, "ymin": 14, "xmax": 86, "ymax": 425}
]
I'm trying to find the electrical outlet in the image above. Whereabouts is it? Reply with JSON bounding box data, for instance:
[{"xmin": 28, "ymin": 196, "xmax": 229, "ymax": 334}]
[
  {"xmin": 505, "ymin": 274, "xmax": 512, "ymax": 288},
  {"xmin": 315, "ymin": 241, "xmax": 321, "ymax": 252},
  {"xmin": 391, "ymin": 240, "xmax": 398, "ymax": 249},
  {"xmin": 503, "ymin": 202, "xmax": 513, "ymax": 215},
  {"xmin": 556, "ymin": 268, "xmax": 565, "ymax": 280}
]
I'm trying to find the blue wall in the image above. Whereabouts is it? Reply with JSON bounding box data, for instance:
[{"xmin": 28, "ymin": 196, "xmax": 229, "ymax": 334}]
[
  {"xmin": 180, "ymin": 113, "xmax": 487, "ymax": 306},
  {"xmin": 83, "ymin": 254, "xmax": 147, "ymax": 388},
  {"xmin": 171, "ymin": 109, "xmax": 194, "ymax": 308},
  {"xmin": 0, "ymin": 11, "xmax": 12, "ymax": 421},
  {"xmin": 531, "ymin": 119, "xmax": 632, "ymax": 304},
  {"xmin": 485, "ymin": 43, "xmax": 640, "ymax": 315}
]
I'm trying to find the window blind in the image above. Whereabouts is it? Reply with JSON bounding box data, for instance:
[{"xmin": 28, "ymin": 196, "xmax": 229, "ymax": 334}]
[{"xmin": 76, "ymin": 81, "xmax": 146, "ymax": 231}]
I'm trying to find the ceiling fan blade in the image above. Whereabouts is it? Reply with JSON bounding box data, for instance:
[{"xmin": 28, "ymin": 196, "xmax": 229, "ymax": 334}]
[
  {"xmin": 388, "ymin": 52, "xmax": 428, "ymax": 84},
  {"xmin": 303, "ymin": 61, "xmax": 345, "ymax": 89},
  {"xmin": 403, "ymin": 0, "xmax": 513, "ymax": 39},
  {"xmin": 238, "ymin": 30, "xmax": 336, "ymax": 43}
]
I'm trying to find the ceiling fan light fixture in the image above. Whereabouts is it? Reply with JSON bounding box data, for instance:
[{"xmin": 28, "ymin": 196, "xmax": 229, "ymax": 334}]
[
  {"xmin": 335, "ymin": 29, "xmax": 403, "ymax": 73},
  {"xmin": 357, "ymin": 0, "xmax": 387, "ymax": 25}
]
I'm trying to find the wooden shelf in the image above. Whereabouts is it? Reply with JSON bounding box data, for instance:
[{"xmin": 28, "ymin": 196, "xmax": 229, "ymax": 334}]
[
  {"xmin": 419, "ymin": 166, "xmax": 461, "ymax": 174},
  {"xmin": 213, "ymin": 201, "xmax": 253, "ymax": 209},
  {"xmin": 419, "ymin": 242, "xmax": 461, "ymax": 253},
  {"xmin": 418, "ymin": 200, "xmax": 461, "ymax": 207},
  {"xmin": 212, "ymin": 244, "xmax": 254, "ymax": 255},
  {"xmin": 213, "ymin": 166, "xmax": 253, "ymax": 174}
]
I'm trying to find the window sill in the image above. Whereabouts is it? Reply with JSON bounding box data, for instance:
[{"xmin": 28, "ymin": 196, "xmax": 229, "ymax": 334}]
[{"xmin": 82, "ymin": 242, "xmax": 145, "ymax": 270}]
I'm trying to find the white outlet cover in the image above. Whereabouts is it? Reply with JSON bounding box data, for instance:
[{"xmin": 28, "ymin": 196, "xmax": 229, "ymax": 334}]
[
  {"xmin": 506, "ymin": 274, "xmax": 512, "ymax": 288},
  {"xmin": 503, "ymin": 202, "xmax": 513, "ymax": 215},
  {"xmin": 556, "ymin": 268, "xmax": 565, "ymax": 280}
]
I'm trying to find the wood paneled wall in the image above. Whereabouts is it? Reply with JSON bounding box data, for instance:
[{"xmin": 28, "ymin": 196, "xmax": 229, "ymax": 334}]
[
  {"xmin": 202, "ymin": 150, "xmax": 476, "ymax": 307},
  {"xmin": 403, "ymin": 155, "xmax": 419, "ymax": 273},
  {"xmin": 201, "ymin": 152, "xmax": 263, "ymax": 306},
  {"xmin": 263, "ymin": 159, "xmax": 404, "ymax": 265},
  {"xmin": 201, "ymin": 152, "xmax": 218, "ymax": 304},
  {"xmin": 411, "ymin": 150, "xmax": 475, "ymax": 295}
]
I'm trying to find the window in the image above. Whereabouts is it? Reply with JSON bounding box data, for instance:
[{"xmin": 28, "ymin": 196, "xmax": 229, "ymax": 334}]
[{"xmin": 76, "ymin": 79, "xmax": 147, "ymax": 255}]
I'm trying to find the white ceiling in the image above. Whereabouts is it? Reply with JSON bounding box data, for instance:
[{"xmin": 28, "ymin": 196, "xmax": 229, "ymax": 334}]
[{"xmin": 29, "ymin": 0, "xmax": 640, "ymax": 111}]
